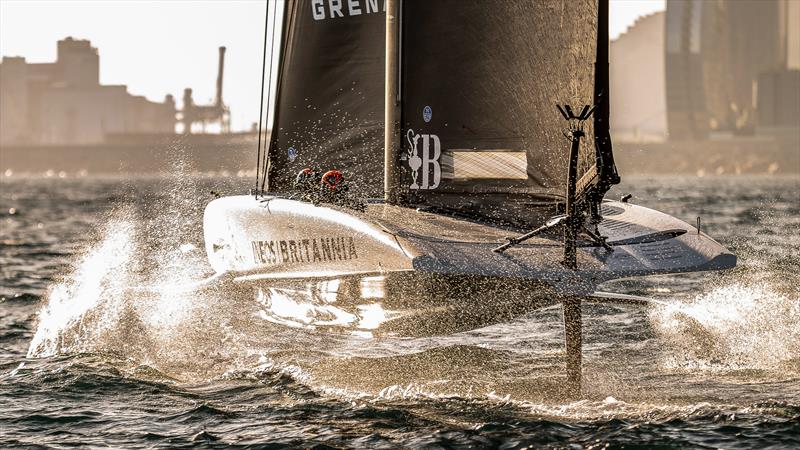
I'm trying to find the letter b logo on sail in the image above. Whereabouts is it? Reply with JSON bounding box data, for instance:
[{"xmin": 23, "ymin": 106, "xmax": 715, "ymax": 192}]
[
  {"xmin": 406, "ymin": 130, "xmax": 441, "ymax": 190},
  {"xmin": 420, "ymin": 134, "xmax": 441, "ymax": 189}
]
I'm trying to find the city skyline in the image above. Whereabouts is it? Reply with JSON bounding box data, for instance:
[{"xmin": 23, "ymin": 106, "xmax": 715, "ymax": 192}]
[{"xmin": 0, "ymin": 0, "xmax": 665, "ymax": 132}]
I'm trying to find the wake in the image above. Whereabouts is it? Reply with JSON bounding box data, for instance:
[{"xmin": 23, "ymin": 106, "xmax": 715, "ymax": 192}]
[{"xmin": 650, "ymin": 282, "xmax": 799, "ymax": 371}]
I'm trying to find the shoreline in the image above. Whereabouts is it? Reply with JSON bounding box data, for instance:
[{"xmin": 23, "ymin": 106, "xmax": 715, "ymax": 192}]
[{"xmin": 1, "ymin": 135, "xmax": 797, "ymax": 176}]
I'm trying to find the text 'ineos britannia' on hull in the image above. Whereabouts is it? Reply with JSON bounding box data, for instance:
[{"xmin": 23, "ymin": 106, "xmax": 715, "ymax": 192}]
[{"xmin": 251, "ymin": 237, "xmax": 359, "ymax": 265}]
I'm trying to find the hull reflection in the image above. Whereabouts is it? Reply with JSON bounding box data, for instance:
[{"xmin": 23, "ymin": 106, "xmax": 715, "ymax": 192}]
[{"xmin": 245, "ymin": 273, "xmax": 562, "ymax": 338}]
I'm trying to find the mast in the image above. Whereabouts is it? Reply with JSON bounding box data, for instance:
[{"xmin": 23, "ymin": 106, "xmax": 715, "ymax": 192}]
[
  {"xmin": 261, "ymin": 0, "xmax": 288, "ymax": 193},
  {"xmin": 384, "ymin": 0, "xmax": 401, "ymax": 203},
  {"xmin": 593, "ymin": 0, "xmax": 620, "ymax": 189}
]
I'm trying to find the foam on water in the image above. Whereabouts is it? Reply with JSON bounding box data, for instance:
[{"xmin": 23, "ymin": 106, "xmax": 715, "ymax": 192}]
[
  {"xmin": 27, "ymin": 214, "xmax": 136, "ymax": 357},
  {"xmin": 25, "ymin": 151, "xmax": 244, "ymax": 378},
  {"xmin": 650, "ymin": 282, "xmax": 799, "ymax": 372}
]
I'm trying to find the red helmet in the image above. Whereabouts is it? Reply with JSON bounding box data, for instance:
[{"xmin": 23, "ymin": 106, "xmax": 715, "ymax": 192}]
[{"xmin": 320, "ymin": 169, "xmax": 345, "ymax": 191}]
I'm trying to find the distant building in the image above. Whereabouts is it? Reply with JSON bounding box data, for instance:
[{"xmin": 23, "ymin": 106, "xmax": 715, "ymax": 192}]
[
  {"xmin": 665, "ymin": 0, "xmax": 751, "ymax": 140},
  {"xmin": 754, "ymin": 0, "xmax": 800, "ymax": 132},
  {"xmin": 664, "ymin": 0, "xmax": 800, "ymax": 140},
  {"xmin": 0, "ymin": 37, "xmax": 176, "ymax": 146},
  {"xmin": 757, "ymin": 69, "xmax": 800, "ymax": 131},
  {"xmin": 610, "ymin": 11, "xmax": 667, "ymax": 142}
]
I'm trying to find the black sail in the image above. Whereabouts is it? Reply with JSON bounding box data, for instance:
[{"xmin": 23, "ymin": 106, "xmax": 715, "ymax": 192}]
[
  {"xmin": 266, "ymin": 0, "xmax": 616, "ymax": 223},
  {"xmin": 267, "ymin": 0, "xmax": 386, "ymax": 195},
  {"xmin": 399, "ymin": 0, "xmax": 606, "ymax": 219}
]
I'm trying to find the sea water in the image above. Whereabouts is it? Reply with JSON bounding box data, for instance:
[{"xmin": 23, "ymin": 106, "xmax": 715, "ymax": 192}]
[{"xmin": 1, "ymin": 173, "xmax": 798, "ymax": 448}]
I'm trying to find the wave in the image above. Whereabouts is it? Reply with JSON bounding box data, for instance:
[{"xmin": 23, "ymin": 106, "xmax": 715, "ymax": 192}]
[{"xmin": 650, "ymin": 282, "xmax": 799, "ymax": 372}]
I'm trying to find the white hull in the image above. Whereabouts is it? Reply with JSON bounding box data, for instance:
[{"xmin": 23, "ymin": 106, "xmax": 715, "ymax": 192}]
[{"xmin": 201, "ymin": 195, "xmax": 734, "ymax": 336}]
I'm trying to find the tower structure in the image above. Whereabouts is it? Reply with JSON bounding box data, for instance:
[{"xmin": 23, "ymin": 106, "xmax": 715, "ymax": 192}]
[{"xmin": 179, "ymin": 46, "xmax": 231, "ymax": 133}]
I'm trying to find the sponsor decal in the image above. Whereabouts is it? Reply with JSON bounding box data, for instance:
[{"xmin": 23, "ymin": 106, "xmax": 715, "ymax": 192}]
[
  {"xmin": 423, "ymin": 105, "xmax": 432, "ymax": 123},
  {"xmin": 251, "ymin": 236, "xmax": 359, "ymax": 265},
  {"xmin": 406, "ymin": 129, "xmax": 441, "ymax": 190},
  {"xmin": 311, "ymin": 0, "xmax": 385, "ymax": 21},
  {"xmin": 287, "ymin": 146, "xmax": 298, "ymax": 162}
]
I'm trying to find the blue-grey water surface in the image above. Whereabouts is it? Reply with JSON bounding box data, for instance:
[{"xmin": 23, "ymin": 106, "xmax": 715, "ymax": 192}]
[{"xmin": 1, "ymin": 173, "xmax": 798, "ymax": 448}]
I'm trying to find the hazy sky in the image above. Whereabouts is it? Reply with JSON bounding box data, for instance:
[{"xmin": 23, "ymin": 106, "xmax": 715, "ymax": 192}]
[{"xmin": 1, "ymin": 0, "xmax": 665, "ymax": 132}]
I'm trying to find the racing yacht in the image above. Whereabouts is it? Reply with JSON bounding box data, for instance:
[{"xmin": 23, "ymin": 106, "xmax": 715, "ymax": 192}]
[{"xmin": 202, "ymin": 0, "xmax": 735, "ymax": 393}]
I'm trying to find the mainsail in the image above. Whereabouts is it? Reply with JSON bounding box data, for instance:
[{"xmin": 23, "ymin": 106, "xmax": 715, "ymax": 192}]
[
  {"xmin": 266, "ymin": 0, "xmax": 617, "ymax": 219},
  {"xmin": 400, "ymin": 0, "xmax": 602, "ymax": 202}
]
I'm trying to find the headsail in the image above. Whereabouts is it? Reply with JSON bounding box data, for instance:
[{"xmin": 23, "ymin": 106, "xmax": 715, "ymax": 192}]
[{"xmin": 267, "ymin": 0, "xmax": 386, "ymax": 196}]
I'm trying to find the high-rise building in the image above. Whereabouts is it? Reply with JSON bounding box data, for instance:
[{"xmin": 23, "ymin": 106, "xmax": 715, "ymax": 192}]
[
  {"xmin": 610, "ymin": 11, "xmax": 667, "ymax": 142},
  {"xmin": 664, "ymin": 0, "xmax": 799, "ymax": 140}
]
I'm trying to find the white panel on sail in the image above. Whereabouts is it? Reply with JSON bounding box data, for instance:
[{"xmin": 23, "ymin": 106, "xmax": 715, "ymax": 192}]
[{"xmin": 441, "ymin": 150, "xmax": 528, "ymax": 180}]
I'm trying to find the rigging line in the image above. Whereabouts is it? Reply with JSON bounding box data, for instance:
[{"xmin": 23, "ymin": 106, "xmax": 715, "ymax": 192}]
[
  {"xmin": 260, "ymin": 0, "xmax": 279, "ymax": 193},
  {"xmin": 254, "ymin": 0, "xmax": 270, "ymax": 195}
]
